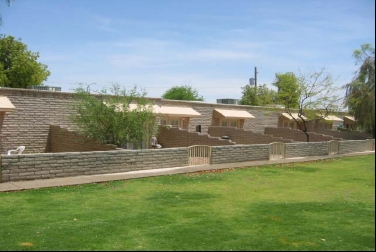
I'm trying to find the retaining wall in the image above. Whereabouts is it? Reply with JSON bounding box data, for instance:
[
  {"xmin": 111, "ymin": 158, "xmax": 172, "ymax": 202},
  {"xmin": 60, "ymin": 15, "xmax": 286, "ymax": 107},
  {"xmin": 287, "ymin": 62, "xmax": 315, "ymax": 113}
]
[
  {"xmin": 0, "ymin": 148, "xmax": 188, "ymax": 182},
  {"xmin": 1, "ymin": 139, "xmax": 373, "ymax": 183}
]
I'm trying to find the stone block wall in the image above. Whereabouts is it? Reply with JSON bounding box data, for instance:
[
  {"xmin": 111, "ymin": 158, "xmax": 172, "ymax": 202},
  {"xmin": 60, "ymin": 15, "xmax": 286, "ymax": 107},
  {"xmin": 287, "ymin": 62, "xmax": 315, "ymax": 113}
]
[
  {"xmin": 48, "ymin": 125, "xmax": 117, "ymax": 152},
  {"xmin": 211, "ymin": 144, "xmax": 270, "ymax": 164},
  {"xmin": 338, "ymin": 140, "xmax": 370, "ymax": 154},
  {"xmin": 285, "ymin": 142, "xmax": 329, "ymax": 158},
  {"xmin": 1, "ymin": 139, "xmax": 374, "ymax": 183},
  {"xmin": 208, "ymin": 126, "xmax": 293, "ymax": 144},
  {"xmin": 0, "ymin": 147, "xmax": 188, "ymax": 182}
]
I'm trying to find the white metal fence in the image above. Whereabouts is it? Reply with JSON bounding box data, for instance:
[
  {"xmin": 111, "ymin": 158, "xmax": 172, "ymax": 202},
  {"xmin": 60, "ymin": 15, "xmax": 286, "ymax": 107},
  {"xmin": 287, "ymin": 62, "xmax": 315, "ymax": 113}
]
[
  {"xmin": 269, "ymin": 142, "xmax": 285, "ymax": 160},
  {"xmin": 188, "ymin": 145, "xmax": 212, "ymax": 165}
]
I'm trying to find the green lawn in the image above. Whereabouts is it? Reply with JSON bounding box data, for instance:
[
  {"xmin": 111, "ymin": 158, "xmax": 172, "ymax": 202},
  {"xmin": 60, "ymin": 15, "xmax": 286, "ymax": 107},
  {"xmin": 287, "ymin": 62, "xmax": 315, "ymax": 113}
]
[{"xmin": 0, "ymin": 155, "xmax": 374, "ymax": 251}]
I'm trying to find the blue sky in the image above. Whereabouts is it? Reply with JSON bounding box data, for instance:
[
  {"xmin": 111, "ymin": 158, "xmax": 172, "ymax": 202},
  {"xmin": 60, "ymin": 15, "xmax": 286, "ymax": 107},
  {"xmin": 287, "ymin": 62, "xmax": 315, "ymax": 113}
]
[{"xmin": 1, "ymin": 0, "xmax": 375, "ymax": 103}]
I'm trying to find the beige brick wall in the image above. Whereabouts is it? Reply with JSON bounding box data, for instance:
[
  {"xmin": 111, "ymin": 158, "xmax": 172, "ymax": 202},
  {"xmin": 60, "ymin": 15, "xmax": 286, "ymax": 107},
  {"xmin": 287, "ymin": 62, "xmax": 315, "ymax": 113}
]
[
  {"xmin": 157, "ymin": 126, "xmax": 235, "ymax": 148},
  {"xmin": 208, "ymin": 126, "xmax": 293, "ymax": 144},
  {"xmin": 264, "ymin": 127, "xmax": 342, "ymax": 142},
  {"xmin": 313, "ymin": 128, "xmax": 373, "ymax": 140},
  {"xmin": 48, "ymin": 125, "xmax": 117, "ymax": 152},
  {"xmin": 0, "ymin": 88, "xmax": 78, "ymax": 154}
]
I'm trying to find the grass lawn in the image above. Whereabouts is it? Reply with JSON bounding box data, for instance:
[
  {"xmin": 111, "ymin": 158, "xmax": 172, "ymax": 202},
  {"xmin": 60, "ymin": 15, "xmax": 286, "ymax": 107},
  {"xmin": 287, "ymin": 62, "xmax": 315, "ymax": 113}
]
[{"xmin": 0, "ymin": 155, "xmax": 374, "ymax": 251}]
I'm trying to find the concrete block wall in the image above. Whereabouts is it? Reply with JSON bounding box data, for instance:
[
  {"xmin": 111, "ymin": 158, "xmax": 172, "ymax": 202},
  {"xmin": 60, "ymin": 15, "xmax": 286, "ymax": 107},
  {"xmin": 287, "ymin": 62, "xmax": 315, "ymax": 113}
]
[
  {"xmin": 0, "ymin": 88, "xmax": 78, "ymax": 154},
  {"xmin": 48, "ymin": 125, "xmax": 117, "ymax": 152},
  {"xmin": 157, "ymin": 126, "xmax": 235, "ymax": 148},
  {"xmin": 208, "ymin": 126, "xmax": 293, "ymax": 144},
  {"xmin": 338, "ymin": 140, "xmax": 371, "ymax": 154},
  {"xmin": 0, "ymin": 147, "xmax": 188, "ymax": 182},
  {"xmin": 284, "ymin": 142, "xmax": 329, "ymax": 158},
  {"xmin": 211, "ymin": 144, "xmax": 270, "ymax": 164},
  {"xmin": 264, "ymin": 127, "xmax": 341, "ymax": 142},
  {"xmin": 1, "ymin": 139, "xmax": 374, "ymax": 183}
]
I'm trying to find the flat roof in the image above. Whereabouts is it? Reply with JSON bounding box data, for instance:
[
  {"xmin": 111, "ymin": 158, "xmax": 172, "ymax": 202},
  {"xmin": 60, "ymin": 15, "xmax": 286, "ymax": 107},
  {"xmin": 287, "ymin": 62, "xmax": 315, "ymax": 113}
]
[
  {"xmin": 214, "ymin": 109, "xmax": 255, "ymax": 119},
  {"xmin": 0, "ymin": 96, "xmax": 16, "ymax": 112}
]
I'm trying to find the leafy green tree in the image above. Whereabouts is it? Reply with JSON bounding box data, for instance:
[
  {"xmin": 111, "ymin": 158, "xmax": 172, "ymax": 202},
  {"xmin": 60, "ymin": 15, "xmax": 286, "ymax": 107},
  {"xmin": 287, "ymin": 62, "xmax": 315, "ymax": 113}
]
[
  {"xmin": 240, "ymin": 84, "xmax": 276, "ymax": 106},
  {"xmin": 70, "ymin": 83, "xmax": 158, "ymax": 149},
  {"xmin": 272, "ymin": 72, "xmax": 300, "ymax": 108},
  {"xmin": 162, "ymin": 85, "xmax": 204, "ymax": 101},
  {"xmin": 0, "ymin": 34, "xmax": 50, "ymax": 88},
  {"xmin": 282, "ymin": 68, "xmax": 341, "ymax": 142},
  {"xmin": 344, "ymin": 44, "xmax": 375, "ymax": 137}
]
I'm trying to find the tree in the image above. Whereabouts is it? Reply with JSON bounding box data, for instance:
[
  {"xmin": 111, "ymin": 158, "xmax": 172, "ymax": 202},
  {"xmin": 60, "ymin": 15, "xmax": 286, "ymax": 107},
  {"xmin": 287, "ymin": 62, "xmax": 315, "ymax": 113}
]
[
  {"xmin": 162, "ymin": 85, "xmax": 204, "ymax": 101},
  {"xmin": 0, "ymin": 34, "xmax": 50, "ymax": 88},
  {"xmin": 70, "ymin": 83, "xmax": 158, "ymax": 149},
  {"xmin": 0, "ymin": 0, "xmax": 13, "ymax": 26},
  {"xmin": 281, "ymin": 68, "xmax": 341, "ymax": 142},
  {"xmin": 344, "ymin": 44, "xmax": 375, "ymax": 137},
  {"xmin": 240, "ymin": 84, "xmax": 277, "ymax": 106},
  {"xmin": 272, "ymin": 72, "xmax": 300, "ymax": 108}
]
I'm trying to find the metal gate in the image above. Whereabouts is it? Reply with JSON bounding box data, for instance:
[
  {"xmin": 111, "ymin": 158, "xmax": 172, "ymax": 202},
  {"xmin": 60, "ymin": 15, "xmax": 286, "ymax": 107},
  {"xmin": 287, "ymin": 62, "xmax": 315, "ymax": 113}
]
[
  {"xmin": 269, "ymin": 142, "xmax": 285, "ymax": 160},
  {"xmin": 328, "ymin": 140, "xmax": 339, "ymax": 155},
  {"xmin": 188, "ymin": 145, "xmax": 212, "ymax": 165}
]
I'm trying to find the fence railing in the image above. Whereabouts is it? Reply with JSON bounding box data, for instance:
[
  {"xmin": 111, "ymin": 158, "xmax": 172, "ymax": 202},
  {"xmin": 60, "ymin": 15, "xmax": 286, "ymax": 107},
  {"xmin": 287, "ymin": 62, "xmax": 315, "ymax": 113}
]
[
  {"xmin": 188, "ymin": 145, "xmax": 212, "ymax": 165},
  {"xmin": 269, "ymin": 142, "xmax": 285, "ymax": 160}
]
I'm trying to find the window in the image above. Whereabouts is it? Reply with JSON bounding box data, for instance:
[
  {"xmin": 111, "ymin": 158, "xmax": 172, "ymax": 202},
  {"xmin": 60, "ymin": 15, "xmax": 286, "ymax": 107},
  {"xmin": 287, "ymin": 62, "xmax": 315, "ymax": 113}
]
[
  {"xmin": 170, "ymin": 119, "xmax": 179, "ymax": 127},
  {"xmin": 230, "ymin": 120, "xmax": 237, "ymax": 127},
  {"xmin": 221, "ymin": 120, "xmax": 228, "ymax": 127}
]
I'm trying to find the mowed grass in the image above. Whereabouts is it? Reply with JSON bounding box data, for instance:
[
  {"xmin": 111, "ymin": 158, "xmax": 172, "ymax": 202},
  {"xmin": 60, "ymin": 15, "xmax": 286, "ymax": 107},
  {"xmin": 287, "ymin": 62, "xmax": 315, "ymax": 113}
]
[{"xmin": 0, "ymin": 155, "xmax": 374, "ymax": 251}]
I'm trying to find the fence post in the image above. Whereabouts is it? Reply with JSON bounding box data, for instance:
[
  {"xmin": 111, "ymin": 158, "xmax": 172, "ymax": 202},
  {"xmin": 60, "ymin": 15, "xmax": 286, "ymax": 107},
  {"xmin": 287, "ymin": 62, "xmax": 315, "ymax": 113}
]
[
  {"xmin": 328, "ymin": 140, "xmax": 339, "ymax": 155},
  {"xmin": 365, "ymin": 139, "xmax": 374, "ymax": 151}
]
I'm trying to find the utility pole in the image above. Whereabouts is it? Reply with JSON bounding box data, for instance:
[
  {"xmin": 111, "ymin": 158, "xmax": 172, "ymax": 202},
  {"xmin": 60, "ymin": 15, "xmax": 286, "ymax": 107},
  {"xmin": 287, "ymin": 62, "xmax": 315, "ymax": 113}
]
[{"xmin": 254, "ymin": 66, "xmax": 258, "ymax": 88}]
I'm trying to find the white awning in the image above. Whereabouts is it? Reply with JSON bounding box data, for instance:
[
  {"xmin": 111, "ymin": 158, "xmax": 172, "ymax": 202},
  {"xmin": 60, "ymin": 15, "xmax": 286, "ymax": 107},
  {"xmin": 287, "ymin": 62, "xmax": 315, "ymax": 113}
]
[
  {"xmin": 281, "ymin": 112, "xmax": 307, "ymax": 121},
  {"xmin": 320, "ymin": 115, "xmax": 343, "ymax": 122},
  {"xmin": 0, "ymin": 96, "xmax": 15, "ymax": 112},
  {"xmin": 344, "ymin": 116, "xmax": 355, "ymax": 122},
  {"xmin": 158, "ymin": 106, "xmax": 201, "ymax": 118},
  {"xmin": 214, "ymin": 109, "xmax": 255, "ymax": 119}
]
